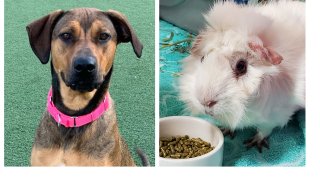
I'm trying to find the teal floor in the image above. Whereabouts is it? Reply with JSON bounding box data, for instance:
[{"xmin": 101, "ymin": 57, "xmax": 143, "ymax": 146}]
[{"xmin": 4, "ymin": 0, "xmax": 154, "ymax": 166}]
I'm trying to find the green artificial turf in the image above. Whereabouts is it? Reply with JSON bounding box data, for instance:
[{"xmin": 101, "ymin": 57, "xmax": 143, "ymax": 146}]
[{"xmin": 4, "ymin": 0, "xmax": 154, "ymax": 166}]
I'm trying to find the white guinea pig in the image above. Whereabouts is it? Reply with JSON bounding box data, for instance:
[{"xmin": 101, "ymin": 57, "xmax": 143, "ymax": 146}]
[{"xmin": 179, "ymin": 1, "xmax": 305, "ymax": 152}]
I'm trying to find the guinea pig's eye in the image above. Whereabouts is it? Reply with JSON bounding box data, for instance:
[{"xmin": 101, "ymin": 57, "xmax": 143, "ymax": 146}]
[
  {"xmin": 59, "ymin": 32, "xmax": 72, "ymax": 42},
  {"xmin": 98, "ymin": 32, "xmax": 111, "ymax": 42},
  {"xmin": 235, "ymin": 59, "xmax": 247, "ymax": 76}
]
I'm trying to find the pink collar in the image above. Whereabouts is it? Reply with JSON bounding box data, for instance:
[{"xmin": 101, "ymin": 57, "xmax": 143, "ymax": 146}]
[{"xmin": 47, "ymin": 88, "xmax": 110, "ymax": 128}]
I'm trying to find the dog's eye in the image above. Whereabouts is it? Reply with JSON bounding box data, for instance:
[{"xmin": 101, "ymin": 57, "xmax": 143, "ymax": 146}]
[
  {"xmin": 235, "ymin": 59, "xmax": 247, "ymax": 76},
  {"xmin": 99, "ymin": 32, "xmax": 110, "ymax": 41},
  {"xmin": 59, "ymin": 33, "xmax": 72, "ymax": 41}
]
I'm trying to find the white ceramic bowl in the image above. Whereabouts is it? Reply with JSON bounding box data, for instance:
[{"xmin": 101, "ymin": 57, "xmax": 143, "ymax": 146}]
[{"xmin": 159, "ymin": 116, "xmax": 224, "ymax": 166}]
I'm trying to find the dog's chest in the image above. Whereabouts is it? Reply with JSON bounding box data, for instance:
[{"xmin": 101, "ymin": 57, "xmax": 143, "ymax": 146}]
[
  {"xmin": 63, "ymin": 149, "xmax": 114, "ymax": 166},
  {"xmin": 38, "ymin": 148, "xmax": 114, "ymax": 166}
]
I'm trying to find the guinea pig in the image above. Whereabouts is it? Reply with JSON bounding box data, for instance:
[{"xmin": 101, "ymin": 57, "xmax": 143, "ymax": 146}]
[{"xmin": 178, "ymin": 1, "xmax": 305, "ymax": 152}]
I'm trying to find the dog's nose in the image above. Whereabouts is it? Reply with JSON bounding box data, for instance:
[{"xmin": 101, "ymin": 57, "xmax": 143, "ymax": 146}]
[{"xmin": 73, "ymin": 56, "xmax": 97, "ymax": 73}]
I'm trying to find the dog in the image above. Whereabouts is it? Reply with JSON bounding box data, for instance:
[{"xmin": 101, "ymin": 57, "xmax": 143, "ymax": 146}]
[{"xmin": 26, "ymin": 8, "xmax": 148, "ymax": 166}]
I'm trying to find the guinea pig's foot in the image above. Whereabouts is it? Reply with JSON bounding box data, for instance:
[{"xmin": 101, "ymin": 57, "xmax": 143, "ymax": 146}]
[
  {"xmin": 220, "ymin": 128, "xmax": 236, "ymax": 139},
  {"xmin": 243, "ymin": 135, "xmax": 269, "ymax": 153}
]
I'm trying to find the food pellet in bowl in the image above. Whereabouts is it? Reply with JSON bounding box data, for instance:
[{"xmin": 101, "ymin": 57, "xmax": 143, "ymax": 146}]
[{"xmin": 159, "ymin": 135, "xmax": 214, "ymax": 159}]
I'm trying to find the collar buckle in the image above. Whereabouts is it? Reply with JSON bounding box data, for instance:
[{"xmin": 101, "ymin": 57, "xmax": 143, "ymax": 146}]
[
  {"xmin": 72, "ymin": 117, "xmax": 77, "ymax": 127},
  {"xmin": 57, "ymin": 114, "xmax": 61, "ymax": 127}
]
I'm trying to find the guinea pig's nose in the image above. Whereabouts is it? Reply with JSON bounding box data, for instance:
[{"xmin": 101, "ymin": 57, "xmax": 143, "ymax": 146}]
[
  {"xmin": 73, "ymin": 56, "xmax": 97, "ymax": 73},
  {"xmin": 206, "ymin": 100, "xmax": 217, "ymax": 108}
]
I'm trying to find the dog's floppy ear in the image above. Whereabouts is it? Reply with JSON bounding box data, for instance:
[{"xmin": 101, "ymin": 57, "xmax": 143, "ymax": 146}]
[
  {"xmin": 26, "ymin": 10, "xmax": 64, "ymax": 64},
  {"xmin": 105, "ymin": 10, "xmax": 143, "ymax": 58}
]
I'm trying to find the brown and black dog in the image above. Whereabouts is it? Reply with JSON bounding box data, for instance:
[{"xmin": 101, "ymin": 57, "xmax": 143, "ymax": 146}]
[{"xmin": 26, "ymin": 8, "xmax": 148, "ymax": 166}]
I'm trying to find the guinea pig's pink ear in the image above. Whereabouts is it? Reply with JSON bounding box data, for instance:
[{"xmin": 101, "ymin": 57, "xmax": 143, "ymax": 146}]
[{"xmin": 248, "ymin": 42, "xmax": 283, "ymax": 65}]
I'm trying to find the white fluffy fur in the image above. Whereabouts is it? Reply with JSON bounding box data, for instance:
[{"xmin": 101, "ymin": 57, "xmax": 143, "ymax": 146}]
[{"xmin": 179, "ymin": 1, "xmax": 305, "ymax": 139}]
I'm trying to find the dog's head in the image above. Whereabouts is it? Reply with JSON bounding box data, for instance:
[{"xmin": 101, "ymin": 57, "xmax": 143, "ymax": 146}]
[{"xmin": 26, "ymin": 8, "xmax": 143, "ymax": 92}]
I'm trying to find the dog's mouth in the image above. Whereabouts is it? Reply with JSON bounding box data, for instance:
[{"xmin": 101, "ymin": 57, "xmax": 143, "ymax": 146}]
[
  {"xmin": 61, "ymin": 72, "xmax": 102, "ymax": 92},
  {"xmin": 69, "ymin": 81, "xmax": 101, "ymax": 92}
]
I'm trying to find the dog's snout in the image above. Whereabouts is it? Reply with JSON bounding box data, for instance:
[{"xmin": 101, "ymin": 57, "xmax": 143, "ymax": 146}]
[
  {"xmin": 69, "ymin": 55, "xmax": 99, "ymax": 92},
  {"xmin": 73, "ymin": 56, "xmax": 97, "ymax": 73}
]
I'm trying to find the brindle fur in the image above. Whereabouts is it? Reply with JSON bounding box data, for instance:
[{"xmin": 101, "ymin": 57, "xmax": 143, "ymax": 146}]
[{"xmin": 27, "ymin": 8, "xmax": 143, "ymax": 166}]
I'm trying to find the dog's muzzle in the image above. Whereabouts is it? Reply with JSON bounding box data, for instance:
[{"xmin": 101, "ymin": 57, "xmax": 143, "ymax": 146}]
[{"xmin": 68, "ymin": 56, "xmax": 100, "ymax": 92}]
